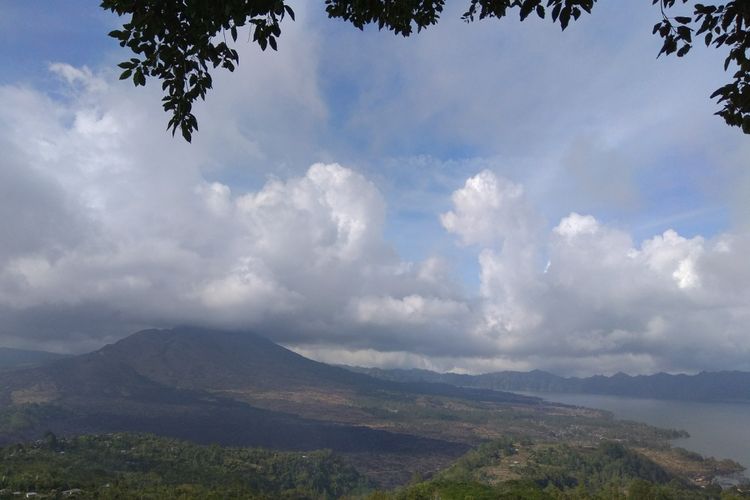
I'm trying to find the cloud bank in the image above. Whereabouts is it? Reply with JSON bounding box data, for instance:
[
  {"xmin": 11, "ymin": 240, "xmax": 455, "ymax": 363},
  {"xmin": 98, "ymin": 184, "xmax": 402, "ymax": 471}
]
[
  {"xmin": 0, "ymin": 63, "xmax": 747, "ymax": 376},
  {"xmin": 2, "ymin": 0, "xmax": 750, "ymax": 376}
]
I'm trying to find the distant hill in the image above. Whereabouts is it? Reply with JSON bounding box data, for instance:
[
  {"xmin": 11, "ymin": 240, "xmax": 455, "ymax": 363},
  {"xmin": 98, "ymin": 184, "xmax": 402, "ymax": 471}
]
[
  {"xmin": 347, "ymin": 367, "xmax": 750, "ymax": 402},
  {"xmin": 87, "ymin": 327, "xmax": 536, "ymax": 405},
  {"xmin": 0, "ymin": 327, "xmax": 536, "ymax": 406},
  {"xmin": 0, "ymin": 347, "xmax": 68, "ymax": 371},
  {"xmin": 0, "ymin": 327, "xmax": 545, "ymax": 483},
  {"xmin": 98, "ymin": 327, "xmax": 365, "ymax": 392}
]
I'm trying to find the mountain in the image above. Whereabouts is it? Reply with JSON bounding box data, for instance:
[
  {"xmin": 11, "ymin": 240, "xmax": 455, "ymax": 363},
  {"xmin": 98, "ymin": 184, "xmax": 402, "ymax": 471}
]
[
  {"xmin": 84, "ymin": 327, "xmax": 536, "ymax": 405},
  {"xmin": 0, "ymin": 347, "xmax": 68, "ymax": 371},
  {"xmin": 97, "ymin": 326, "xmax": 365, "ymax": 392},
  {"xmin": 0, "ymin": 327, "xmax": 540, "ymax": 485},
  {"xmin": 0, "ymin": 327, "xmax": 536, "ymax": 405},
  {"xmin": 0, "ymin": 327, "xmax": 736, "ymax": 488},
  {"xmin": 347, "ymin": 366, "xmax": 750, "ymax": 402}
]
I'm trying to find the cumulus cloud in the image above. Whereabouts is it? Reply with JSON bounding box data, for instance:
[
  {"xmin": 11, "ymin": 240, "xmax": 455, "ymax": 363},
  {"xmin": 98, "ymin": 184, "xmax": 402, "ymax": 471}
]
[
  {"xmin": 440, "ymin": 170, "xmax": 538, "ymax": 247},
  {"xmin": 1, "ymin": 15, "xmax": 749, "ymax": 376},
  {"xmin": 0, "ymin": 65, "xmax": 468, "ymax": 356},
  {"xmin": 1, "ymin": 68, "xmax": 748, "ymax": 375},
  {"xmin": 453, "ymin": 171, "xmax": 750, "ymax": 374}
]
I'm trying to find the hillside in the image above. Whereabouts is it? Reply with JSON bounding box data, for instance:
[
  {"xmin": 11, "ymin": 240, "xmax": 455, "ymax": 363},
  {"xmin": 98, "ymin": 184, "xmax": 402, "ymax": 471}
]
[
  {"xmin": 0, "ymin": 327, "xmax": 537, "ymax": 408},
  {"xmin": 0, "ymin": 327, "xmax": 740, "ymax": 487},
  {"xmin": 0, "ymin": 432, "xmax": 372, "ymax": 498},
  {"xmin": 1, "ymin": 433, "xmax": 746, "ymax": 499},
  {"xmin": 89, "ymin": 327, "xmax": 537, "ymax": 405},
  {"xmin": 0, "ymin": 347, "xmax": 67, "ymax": 371},
  {"xmin": 98, "ymin": 327, "xmax": 369, "ymax": 392},
  {"xmin": 0, "ymin": 327, "xmax": 542, "ymax": 484},
  {"xmin": 388, "ymin": 439, "xmax": 749, "ymax": 499},
  {"xmin": 349, "ymin": 367, "xmax": 750, "ymax": 402}
]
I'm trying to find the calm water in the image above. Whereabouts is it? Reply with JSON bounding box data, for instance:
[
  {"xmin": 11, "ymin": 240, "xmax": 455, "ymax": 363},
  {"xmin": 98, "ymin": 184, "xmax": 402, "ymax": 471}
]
[{"xmin": 524, "ymin": 392, "xmax": 750, "ymax": 470}]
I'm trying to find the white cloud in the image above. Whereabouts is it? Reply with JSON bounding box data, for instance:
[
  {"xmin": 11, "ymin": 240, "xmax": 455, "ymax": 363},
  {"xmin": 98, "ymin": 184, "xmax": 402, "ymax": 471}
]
[
  {"xmin": 49, "ymin": 63, "xmax": 108, "ymax": 93},
  {"xmin": 2, "ymin": 74, "xmax": 748, "ymax": 374},
  {"xmin": 235, "ymin": 163, "xmax": 388, "ymax": 266},
  {"xmin": 2, "ymin": 1, "xmax": 750, "ymax": 377},
  {"xmin": 553, "ymin": 212, "xmax": 599, "ymax": 239},
  {"xmin": 440, "ymin": 170, "xmax": 538, "ymax": 247},
  {"xmin": 0, "ymin": 66, "xmax": 470, "ymax": 355},
  {"xmin": 458, "ymin": 172, "xmax": 750, "ymax": 373},
  {"xmin": 349, "ymin": 294, "xmax": 469, "ymax": 326}
]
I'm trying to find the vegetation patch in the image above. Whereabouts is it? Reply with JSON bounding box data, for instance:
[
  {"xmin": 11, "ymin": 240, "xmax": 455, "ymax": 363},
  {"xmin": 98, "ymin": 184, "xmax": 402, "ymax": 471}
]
[{"xmin": 0, "ymin": 433, "xmax": 371, "ymax": 499}]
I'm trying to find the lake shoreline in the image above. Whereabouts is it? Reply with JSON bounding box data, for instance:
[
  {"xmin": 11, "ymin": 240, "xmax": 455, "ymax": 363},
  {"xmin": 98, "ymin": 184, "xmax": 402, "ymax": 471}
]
[{"xmin": 516, "ymin": 391, "xmax": 750, "ymax": 485}]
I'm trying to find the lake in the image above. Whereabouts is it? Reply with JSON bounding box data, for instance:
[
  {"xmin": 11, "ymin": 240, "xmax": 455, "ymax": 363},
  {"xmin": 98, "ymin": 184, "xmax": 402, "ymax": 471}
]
[{"xmin": 522, "ymin": 392, "xmax": 750, "ymax": 472}]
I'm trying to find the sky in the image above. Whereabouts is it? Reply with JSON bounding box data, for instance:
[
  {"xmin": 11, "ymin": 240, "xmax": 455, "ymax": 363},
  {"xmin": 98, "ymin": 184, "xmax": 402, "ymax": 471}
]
[{"xmin": 0, "ymin": 1, "xmax": 748, "ymax": 376}]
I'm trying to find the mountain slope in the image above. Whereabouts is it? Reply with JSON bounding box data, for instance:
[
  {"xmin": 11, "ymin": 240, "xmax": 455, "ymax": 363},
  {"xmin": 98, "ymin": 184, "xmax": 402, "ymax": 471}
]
[
  {"xmin": 0, "ymin": 327, "xmax": 554, "ymax": 486},
  {"xmin": 0, "ymin": 327, "xmax": 535, "ymax": 406},
  {"xmin": 0, "ymin": 327, "xmax": 541, "ymax": 483},
  {"xmin": 98, "ymin": 326, "xmax": 378, "ymax": 392},
  {"xmin": 0, "ymin": 329, "xmax": 473, "ymax": 472},
  {"xmin": 91, "ymin": 326, "xmax": 537, "ymax": 406},
  {"xmin": 0, "ymin": 327, "xmax": 726, "ymax": 488},
  {"xmin": 0, "ymin": 433, "xmax": 373, "ymax": 498},
  {"xmin": 0, "ymin": 347, "xmax": 67, "ymax": 371}
]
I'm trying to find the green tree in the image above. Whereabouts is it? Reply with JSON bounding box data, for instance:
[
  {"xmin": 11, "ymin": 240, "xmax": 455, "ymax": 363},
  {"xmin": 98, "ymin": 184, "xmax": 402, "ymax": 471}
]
[
  {"xmin": 42, "ymin": 430, "xmax": 58, "ymax": 450},
  {"xmin": 101, "ymin": 0, "xmax": 750, "ymax": 142}
]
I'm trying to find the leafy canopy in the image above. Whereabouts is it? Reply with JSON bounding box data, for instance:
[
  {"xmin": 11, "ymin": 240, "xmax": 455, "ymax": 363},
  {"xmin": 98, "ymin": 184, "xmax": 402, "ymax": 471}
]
[{"xmin": 101, "ymin": 0, "xmax": 750, "ymax": 142}]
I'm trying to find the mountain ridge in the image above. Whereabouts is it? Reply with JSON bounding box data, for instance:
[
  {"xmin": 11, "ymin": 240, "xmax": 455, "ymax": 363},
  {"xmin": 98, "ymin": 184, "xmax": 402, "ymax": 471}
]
[
  {"xmin": 0, "ymin": 347, "xmax": 68, "ymax": 371},
  {"xmin": 0, "ymin": 326, "xmax": 736, "ymax": 488},
  {"xmin": 346, "ymin": 366, "xmax": 750, "ymax": 402},
  {"xmin": 0, "ymin": 327, "xmax": 537, "ymax": 459},
  {"xmin": 92, "ymin": 326, "xmax": 538, "ymax": 405}
]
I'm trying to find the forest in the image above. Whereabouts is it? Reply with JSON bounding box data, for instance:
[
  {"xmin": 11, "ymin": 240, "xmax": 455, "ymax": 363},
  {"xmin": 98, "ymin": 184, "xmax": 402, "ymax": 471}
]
[{"xmin": 1, "ymin": 433, "xmax": 748, "ymax": 499}]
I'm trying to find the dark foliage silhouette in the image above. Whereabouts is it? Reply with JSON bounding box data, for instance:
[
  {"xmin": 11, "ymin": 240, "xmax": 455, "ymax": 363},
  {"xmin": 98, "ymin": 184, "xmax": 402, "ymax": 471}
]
[{"xmin": 101, "ymin": 0, "xmax": 750, "ymax": 142}]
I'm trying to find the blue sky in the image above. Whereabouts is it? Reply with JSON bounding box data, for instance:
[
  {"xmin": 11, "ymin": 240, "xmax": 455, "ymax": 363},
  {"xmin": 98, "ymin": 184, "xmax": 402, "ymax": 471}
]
[
  {"xmin": 0, "ymin": 1, "xmax": 748, "ymax": 375},
  {"xmin": 1, "ymin": 1, "xmax": 735, "ymax": 241}
]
